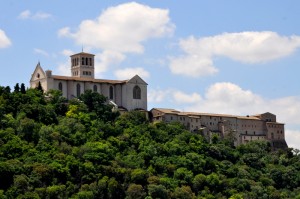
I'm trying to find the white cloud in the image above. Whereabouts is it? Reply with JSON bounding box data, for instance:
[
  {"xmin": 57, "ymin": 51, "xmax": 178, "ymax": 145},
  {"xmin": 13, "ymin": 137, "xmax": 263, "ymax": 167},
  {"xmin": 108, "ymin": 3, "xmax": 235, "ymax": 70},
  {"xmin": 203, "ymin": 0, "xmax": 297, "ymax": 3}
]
[
  {"xmin": 18, "ymin": 10, "xmax": 52, "ymax": 20},
  {"xmin": 18, "ymin": 10, "xmax": 31, "ymax": 19},
  {"xmin": 148, "ymin": 89, "xmax": 172, "ymax": 103},
  {"xmin": 94, "ymin": 50, "xmax": 125, "ymax": 76},
  {"xmin": 61, "ymin": 49, "xmax": 74, "ymax": 56},
  {"xmin": 58, "ymin": 2, "xmax": 174, "ymax": 53},
  {"xmin": 0, "ymin": 29, "xmax": 11, "ymax": 48},
  {"xmin": 58, "ymin": 27, "xmax": 70, "ymax": 37},
  {"xmin": 173, "ymin": 90, "xmax": 202, "ymax": 104},
  {"xmin": 34, "ymin": 48, "xmax": 49, "ymax": 57},
  {"xmin": 170, "ymin": 32, "xmax": 300, "ymax": 77},
  {"xmin": 285, "ymin": 129, "xmax": 300, "ymax": 149},
  {"xmin": 55, "ymin": 62, "xmax": 70, "ymax": 76},
  {"xmin": 114, "ymin": 67, "xmax": 150, "ymax": 80},
  {"xmin": 169, "ymin": 55, "xmax": 218, "ymax": 77}
]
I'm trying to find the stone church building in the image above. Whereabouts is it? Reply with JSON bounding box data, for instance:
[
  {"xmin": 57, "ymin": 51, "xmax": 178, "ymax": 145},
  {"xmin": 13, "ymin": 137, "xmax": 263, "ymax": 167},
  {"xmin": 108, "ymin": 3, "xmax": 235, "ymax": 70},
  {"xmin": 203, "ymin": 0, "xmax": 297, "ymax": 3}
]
[
  {"xmin": 30, "ymin": 52, "xmax": 147, "ymax": 111},
  {"xmin": 30, "ymin": 51, "xmax": 287, "ymax": 148}
]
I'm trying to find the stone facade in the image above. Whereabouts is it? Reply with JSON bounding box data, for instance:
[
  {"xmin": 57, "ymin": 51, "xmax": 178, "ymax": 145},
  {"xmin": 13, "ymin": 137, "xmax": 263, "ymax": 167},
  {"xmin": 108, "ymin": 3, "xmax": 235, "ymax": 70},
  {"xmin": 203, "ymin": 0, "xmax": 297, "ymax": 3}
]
[
  {"xmin": 29, "ymin": 51, "xmax": 287, "ymax": 148},
  {"xmin": 30, "ymin": 52, "xmax": 147, "ymax": 111},
  {"xmin": 150, "ymin": 108, "xmax": 287, "ymax": 148}
]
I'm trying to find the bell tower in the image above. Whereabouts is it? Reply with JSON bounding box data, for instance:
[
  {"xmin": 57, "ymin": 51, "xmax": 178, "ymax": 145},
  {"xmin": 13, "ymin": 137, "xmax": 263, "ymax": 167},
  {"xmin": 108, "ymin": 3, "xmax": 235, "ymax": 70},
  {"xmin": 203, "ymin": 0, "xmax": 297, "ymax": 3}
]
[{"xmin": 70, "ymin": 52, "xmax": 95, "ymax": 79}]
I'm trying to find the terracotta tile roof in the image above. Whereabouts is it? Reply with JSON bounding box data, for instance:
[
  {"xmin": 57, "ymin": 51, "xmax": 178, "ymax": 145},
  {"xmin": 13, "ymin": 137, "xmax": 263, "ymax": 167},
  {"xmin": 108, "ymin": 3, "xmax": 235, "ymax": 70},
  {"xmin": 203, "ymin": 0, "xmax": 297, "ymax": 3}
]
[
  {"xmin": 152, "ymin": 108, "xmax": 181, "ymax": 114},
  {"xmin": 185, "ymin": 112, "xmax": 238, "ymax": 118},
  {"xmin": 152, "ymin": 107, "xmax": 283, "ymax": 123},
  {"xmin": 237, "ymin": 116, "xmax": 261, "ymax": 120},
  {"xmin": 52, "ymin": 75, "xmax": 127, "ymax": 84},
  {"xmin": 266, "ymin": 121, "xmax": 285, "ymax": 125}
]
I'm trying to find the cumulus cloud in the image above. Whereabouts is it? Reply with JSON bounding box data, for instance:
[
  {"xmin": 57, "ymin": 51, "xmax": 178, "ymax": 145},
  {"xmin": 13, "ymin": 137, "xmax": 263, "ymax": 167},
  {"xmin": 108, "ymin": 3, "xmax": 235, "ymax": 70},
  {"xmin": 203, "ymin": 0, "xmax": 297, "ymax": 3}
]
[
  {"xmin": 0, "ymin": 29, "xmax": 11, "ymax": 48},
  {"xmin": 285, "ymin": 129, "xmax": 300, "ymax": 149},
  {"xmin": 173, "ymin": 91, "xmax": 202, "ymax": 104},
  {"xmin": 170, "ymin": 31, "xmax": 300, "ymax": 77},
  {"xmin": 148, "ymin": 89, "xmax": 172, "ymax": 103},
  {"xmin": 114, "ymin": 67, "xmax": 150, "ymax": 80},
  {"xmin": 94, "ymin": 51, "xmax": 125, "ymax": 76},
  {"xmin": 18, "ymin": 10, "xmax": 52, "ymax": 20},
  {"xmin": 58, "ymin": 2, "xmax": 174, "ymax": 53},
  {"xmin": 56, "ymin": 62, "xmax": 70, "ymax": 76}
]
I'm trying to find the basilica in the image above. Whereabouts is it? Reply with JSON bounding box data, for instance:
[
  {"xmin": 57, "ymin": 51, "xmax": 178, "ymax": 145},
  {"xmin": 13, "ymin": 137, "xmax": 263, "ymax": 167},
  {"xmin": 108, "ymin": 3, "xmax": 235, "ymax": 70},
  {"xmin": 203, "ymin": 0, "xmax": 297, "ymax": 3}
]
[
  {"xmin": 30, "ymin": 52, "xmax": 147, "ymax": 111},
  {"xmin": 30, "ymin": 51, "xmax": 287, "ymax": 148}
]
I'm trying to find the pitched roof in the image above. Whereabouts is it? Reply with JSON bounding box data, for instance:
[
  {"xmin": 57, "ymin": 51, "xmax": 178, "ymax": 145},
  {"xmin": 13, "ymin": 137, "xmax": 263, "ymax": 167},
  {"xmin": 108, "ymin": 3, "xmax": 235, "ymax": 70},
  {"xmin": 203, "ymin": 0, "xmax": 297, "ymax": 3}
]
[
  {"xmin": 52, "ymin": 75, "xmax": 127, "ymax": 84},
  {"xmin": 70, "ymin": 52, "xmax": 95, "ymax": 56},
  {"xmin": 151, "ymin": 107, "xmax": 283, "ymax": 123}
]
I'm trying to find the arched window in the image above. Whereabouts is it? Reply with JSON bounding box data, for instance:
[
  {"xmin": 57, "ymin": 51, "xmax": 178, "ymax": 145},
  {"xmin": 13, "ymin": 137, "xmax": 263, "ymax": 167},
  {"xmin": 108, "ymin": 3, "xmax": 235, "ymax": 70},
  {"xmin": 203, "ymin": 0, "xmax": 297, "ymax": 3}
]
[
  {"xmin": 133, "ymin": 85, "xmax": 141, "ymax": 99},
  {"xmin": 77, "ymin": 83, "xmax": 81, "ymax": 97},
  {"xmin": 85, "ymin": 57, "xmax": 88, "ymax": 65},
  {"xmin": 93, "ymin": 85, "xmax": 97, "ymax": 92},
  {"xmin": 81, "ymin": 57, "xmax": 85, "ymax": 65},
  {"xmin": 109, "ymin": 86, "xmax": 113, "ymax": 99},
  {"xmin": 58, "ymin": 82, "xmax": 63, "ymax": 91}
]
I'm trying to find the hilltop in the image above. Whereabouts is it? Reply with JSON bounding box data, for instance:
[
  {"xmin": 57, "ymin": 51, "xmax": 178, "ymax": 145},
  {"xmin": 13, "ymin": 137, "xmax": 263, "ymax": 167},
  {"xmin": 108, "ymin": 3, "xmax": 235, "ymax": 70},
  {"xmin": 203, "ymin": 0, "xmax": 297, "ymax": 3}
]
[{"xmin": 0, "ymin": 85, "xmax": 300, "ymax": 198}]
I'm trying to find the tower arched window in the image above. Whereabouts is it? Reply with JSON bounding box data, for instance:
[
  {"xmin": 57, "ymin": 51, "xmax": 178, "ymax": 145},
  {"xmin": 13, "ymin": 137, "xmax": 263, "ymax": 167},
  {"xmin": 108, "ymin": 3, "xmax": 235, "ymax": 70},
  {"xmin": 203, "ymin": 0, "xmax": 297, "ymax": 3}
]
[
  {"xmin": 109, "ymin": 86, "xmax": 113, "ymax": 99},
  {"xmin": 93, "ymin": 85, "xmax": 97, "ymax": 92},
  {"xmin": 85, "ymin": 58, "xmax": 88, "ymax": 65},
  {"xmin": 77, "ymin": 83, "xmax": 81, "ymax": 97},
  {"xmin": 58, "ymin": 82, "xmax": 63, "ymax": 91},
  {"xmin": 133, "ymin": 85, "xmax": 141, "ymax": 99}
]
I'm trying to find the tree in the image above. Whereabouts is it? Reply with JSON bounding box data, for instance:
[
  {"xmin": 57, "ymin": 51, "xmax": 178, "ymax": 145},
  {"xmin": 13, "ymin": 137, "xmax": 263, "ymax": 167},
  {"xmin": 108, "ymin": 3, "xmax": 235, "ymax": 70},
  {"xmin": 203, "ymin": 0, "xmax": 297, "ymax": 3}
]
[
  {"xmin": 79, "ymin": 90, "xmax": 119, "ymax": 121},
  {"xmin": 36, "ymin": 81, "xmax": 43, "ymax": 92},
  {"xmin": 14, "ymin": 83, "xmax": 20, "ymax": 93},
  {"xmin": 172, "ymin": 186, "xmax": 195, "ymax": 199},
  {"xmin": 147, "ymin": 184, "xmax": 168, "ymax": 199},
  {"xmin": 20, "ymin": 83, "xmax": 26, "ymax": 94},
  {"xmin": 126, "ymin": 184, "xmax": 146, "ymax": 199}
]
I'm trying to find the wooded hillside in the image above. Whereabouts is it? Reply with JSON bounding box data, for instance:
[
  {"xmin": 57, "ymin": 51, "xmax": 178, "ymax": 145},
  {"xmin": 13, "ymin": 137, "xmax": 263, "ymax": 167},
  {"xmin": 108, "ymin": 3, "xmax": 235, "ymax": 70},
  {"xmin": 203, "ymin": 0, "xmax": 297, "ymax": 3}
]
[{"xmin": 0, "ymin": 84, "xmax": 300, "ymax": 199}]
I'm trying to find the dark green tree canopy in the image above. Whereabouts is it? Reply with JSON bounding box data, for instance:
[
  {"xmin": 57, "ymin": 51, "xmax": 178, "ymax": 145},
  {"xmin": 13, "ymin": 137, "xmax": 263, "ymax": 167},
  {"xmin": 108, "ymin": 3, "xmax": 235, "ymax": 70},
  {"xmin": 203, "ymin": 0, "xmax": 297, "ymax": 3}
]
[{"xmin": 0, "ymin": 83, "xmax": 299, "ymax": 198}]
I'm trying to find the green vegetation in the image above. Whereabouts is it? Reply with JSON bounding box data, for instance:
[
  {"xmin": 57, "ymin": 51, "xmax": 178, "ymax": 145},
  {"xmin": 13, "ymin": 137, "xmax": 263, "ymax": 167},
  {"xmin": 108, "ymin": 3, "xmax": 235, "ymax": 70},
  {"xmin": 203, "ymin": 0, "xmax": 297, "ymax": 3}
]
[{"xmin": 1, "ymin": 83, "xmax": 300, "ymax": 198}]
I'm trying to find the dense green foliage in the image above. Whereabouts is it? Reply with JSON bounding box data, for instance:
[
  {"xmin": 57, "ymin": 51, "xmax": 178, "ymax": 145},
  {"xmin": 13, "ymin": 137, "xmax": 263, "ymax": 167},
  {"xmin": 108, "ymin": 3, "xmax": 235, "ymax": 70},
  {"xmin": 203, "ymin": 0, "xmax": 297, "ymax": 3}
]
[{"xmin": 1, "ymin": 84, "xmax": 300, "ymax": 198}]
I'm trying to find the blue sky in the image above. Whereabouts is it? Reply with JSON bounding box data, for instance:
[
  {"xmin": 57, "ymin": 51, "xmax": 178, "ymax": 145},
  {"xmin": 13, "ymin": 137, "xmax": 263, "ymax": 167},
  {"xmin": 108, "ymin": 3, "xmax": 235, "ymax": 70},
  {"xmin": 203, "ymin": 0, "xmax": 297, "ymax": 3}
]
[{"xmin": 1, "ymin": 0, "xmax": 300, "ymax": 149}]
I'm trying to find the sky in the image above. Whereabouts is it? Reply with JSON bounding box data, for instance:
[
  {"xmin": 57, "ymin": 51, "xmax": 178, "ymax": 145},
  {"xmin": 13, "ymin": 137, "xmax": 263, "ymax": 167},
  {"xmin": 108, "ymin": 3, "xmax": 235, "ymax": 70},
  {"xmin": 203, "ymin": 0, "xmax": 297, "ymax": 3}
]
[{"xmin": 1, "ymin": 0, "xmax": 300, "ymax": 149}]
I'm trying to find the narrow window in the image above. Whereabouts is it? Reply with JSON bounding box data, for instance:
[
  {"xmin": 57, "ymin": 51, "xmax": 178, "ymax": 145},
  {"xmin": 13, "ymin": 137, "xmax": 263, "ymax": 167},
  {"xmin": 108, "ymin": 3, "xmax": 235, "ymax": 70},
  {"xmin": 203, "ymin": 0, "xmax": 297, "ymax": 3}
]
[
  {"xmin": 133, "ymin": 85, "xmax": 141, "ymax": 99},
  {"xmin": 77, "ymin": 83, "xmax": 81, "ymax": 97},
  {"xmin": 109, "ymin": 86, "xmax": 113, "ymax": 99},
  {"xmin": 89, "ymin": 58, "xmax": 92, "ymax": 66},
  {"xmin": 85, "ymin": 57, "xmax": 88, "ymax": 65},
  {"xmin": 81, "ymin": 57, "xmax": 84, "ymax": 65},
  {"xmin": 58, "ymin": 82, "xmax": 63, "ymax": 91},
  {"xmin": 93, "ymin": 85, "xmax": 97, "ymax": 92}
]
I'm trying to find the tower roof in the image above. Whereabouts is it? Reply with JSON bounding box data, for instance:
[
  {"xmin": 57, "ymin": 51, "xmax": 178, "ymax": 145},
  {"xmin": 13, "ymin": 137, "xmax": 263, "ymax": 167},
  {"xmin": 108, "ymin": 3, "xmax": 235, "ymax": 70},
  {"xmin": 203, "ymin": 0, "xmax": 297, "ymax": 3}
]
[{"xmin": 70, "ymin": 52, "xmax": 95, "ymax": 57}]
